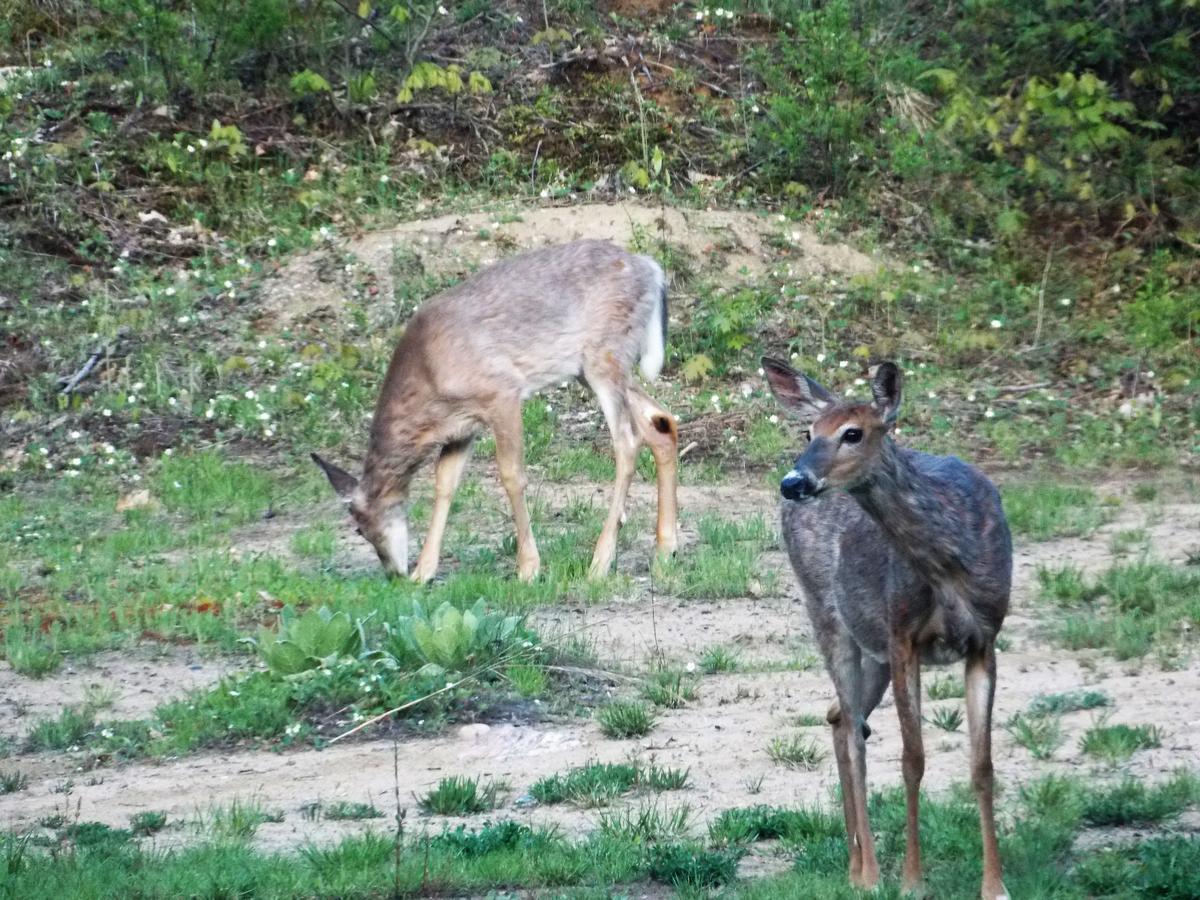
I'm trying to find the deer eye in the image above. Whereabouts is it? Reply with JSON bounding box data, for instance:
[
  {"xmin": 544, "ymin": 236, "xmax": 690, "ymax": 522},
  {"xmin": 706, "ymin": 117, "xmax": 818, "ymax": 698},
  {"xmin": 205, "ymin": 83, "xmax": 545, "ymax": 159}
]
[{"xmin": 842, "ymin": 428, "xmax": 863, "ymax": 445}]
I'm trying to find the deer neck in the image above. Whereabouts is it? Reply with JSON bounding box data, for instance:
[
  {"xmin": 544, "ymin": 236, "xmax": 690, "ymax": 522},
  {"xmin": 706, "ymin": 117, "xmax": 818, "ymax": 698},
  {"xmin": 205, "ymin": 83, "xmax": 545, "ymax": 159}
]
[
  {"xmin": 359, "ymin": 410, "xmax": 435, "ymax": 511},
  {"xmin": 848, "ymin": 440, "xmax": 964, "ymax": 583}
]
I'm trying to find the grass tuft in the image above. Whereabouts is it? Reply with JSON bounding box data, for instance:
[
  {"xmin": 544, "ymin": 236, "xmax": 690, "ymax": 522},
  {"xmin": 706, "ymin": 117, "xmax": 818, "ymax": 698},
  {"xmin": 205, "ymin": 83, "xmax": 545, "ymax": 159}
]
[
  {"xmin": 419, "ymin": 776, "xmax": 501, "ymax": 816},
  {"xmin": 926, "ymin": 674, "xmax": 966, "ymax": 700},
  {"xmin": 530, "ymin": 761, "xmax": 687, "ymax": 808},
  {"xmin": 641, "ymin": 669, "xmax": 698, "ymax": 709},
  {"xmin": 765, "ymin": 733, "xmax": 826, "ymax": 770},
  {"xmin": 929, "ymin": 705, "xmax": 964, "ymax": 732},
  {"xmin": 1006, "ymin": 713, "xmax": 1063, "ymax": 760},
  {"xmin": 324, "ymin": 801, "xmax": 384, "ymax": 820},
  {"xmin": 1001, "ymin": 484, "xmax": 1109, "ymax": 540},
  {"xmin": 0, "ymin": 770, "xmax": 29, "ymax": 795},
  {"xmin": 699, "ymin": 645, "xmax": 740, "ymax": 674},
  {"xmin": 1081, "ymin": 772, "xmax": 1199, "ymax": 826},
  {"xmin": 1080, "ymin": 720, "xmax": 1164, "ymax": 764},
  {"xmin": 596, "ymin": 701, "xmax": 655, "ymax": 739},
  {"xmin": 1027, "ymin": 690, "xmax": 1111, "ymax": 716},
  {"xmin": 130, "ymin": 811, "xmax": 168, "ymax": 836}
]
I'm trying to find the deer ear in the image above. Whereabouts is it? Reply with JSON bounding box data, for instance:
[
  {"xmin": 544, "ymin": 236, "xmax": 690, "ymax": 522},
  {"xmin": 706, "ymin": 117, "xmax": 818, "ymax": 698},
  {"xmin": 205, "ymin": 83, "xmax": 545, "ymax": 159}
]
[
  {"xmin": 870, "ymin": 362, "xmax": 902, "ymax": 426},
  {"xmin": 311, "ymin": 452, "xmax": 359, "ymax": 502},
  {"xmin": 761, "ymin": 356, "xmax": 838, "ymax": 420}
]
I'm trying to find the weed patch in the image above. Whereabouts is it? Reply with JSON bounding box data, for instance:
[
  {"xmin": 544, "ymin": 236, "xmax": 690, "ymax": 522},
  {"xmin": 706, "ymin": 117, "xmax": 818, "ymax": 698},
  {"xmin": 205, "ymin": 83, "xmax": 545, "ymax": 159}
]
[
  {"xmin": 419, "ymin": 776, "xmax": 501, "ymax": 816},
  {"xmin": 596, "ymin": 701, "xmax": 655, "ymax": 739},
  {"xmin": 765, "ymin": 734, "xmax": 826, "ymax": 770}
]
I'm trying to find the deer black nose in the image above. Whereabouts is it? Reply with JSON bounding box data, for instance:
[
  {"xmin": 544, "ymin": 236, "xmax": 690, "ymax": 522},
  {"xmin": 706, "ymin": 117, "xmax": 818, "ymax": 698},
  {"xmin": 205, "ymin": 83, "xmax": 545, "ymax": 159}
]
[{"xmin": 780, "ymin": 470, "xmax": 816, "ymax": 501}]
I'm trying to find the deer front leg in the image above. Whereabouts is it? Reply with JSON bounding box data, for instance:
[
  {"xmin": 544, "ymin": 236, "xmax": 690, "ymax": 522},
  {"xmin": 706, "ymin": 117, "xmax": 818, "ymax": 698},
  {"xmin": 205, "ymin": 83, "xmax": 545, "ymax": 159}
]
[
  {"xmin": 891, "ymin": 637, "xmax": 925, "ymax": 895},
  {"xmin": 826, "ymin": 640, "xmax": 882, "ymax": 889},
  {"xmin": 489, "ymin": 403, "xmax": 540, "ymax": 582},
  {"xmin": 966, "ymin": 641, "xmax": 1008, "ymax": 900},
  {"xmin": 411, "ymin": 440, "xmax": 471, "ymax": 584},
  {"xmin": 589, "ymin": 427, "xmax": 638, "ymax": 579}
]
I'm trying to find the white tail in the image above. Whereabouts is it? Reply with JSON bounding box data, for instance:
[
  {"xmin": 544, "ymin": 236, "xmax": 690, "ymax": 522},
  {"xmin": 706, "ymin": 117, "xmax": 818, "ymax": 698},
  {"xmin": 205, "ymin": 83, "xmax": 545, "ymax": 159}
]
[
  {"xmin": 638, "ymin": 267, "xmax": 667, "ymax": 381},
  {"xmin": 312, "ymin": 239, "xmax": 679, "ymax": 583}
]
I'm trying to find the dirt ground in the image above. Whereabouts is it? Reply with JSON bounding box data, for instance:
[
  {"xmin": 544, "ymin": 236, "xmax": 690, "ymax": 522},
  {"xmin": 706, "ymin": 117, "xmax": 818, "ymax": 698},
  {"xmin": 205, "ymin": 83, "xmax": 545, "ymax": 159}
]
[
  {"xmin": 258, "ymin": 202, "xmax": 885, "ymax": 330},
  {"xmin": 2, "ymin": 475, "xmax": 1197, "ymax": 857}
]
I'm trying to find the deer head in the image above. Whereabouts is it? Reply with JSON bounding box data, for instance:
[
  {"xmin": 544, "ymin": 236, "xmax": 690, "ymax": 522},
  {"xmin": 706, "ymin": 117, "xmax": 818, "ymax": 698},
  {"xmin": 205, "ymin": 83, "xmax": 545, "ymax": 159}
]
[
  {"xmin": 762, "ymin": 357, "xmax": 902, "ymax": 501},
  {"xmin": 311, "ymin": 453, "xmax": 409, "ymax": 576}
]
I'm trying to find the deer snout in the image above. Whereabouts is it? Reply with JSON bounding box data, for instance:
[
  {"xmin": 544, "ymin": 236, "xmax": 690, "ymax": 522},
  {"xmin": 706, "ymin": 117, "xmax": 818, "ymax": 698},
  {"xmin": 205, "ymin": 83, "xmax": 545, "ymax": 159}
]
[{"xmin": 780, "ymin": 469, "xmax": 822, "ymax": 501}]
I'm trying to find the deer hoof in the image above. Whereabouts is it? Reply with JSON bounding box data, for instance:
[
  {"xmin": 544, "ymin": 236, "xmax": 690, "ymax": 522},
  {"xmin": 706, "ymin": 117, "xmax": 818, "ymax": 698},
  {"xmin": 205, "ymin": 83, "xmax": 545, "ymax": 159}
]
[
  {"xmin": 410, "ymin": 562, "xmax": 437, "ymax": 584},
  {"xmin": 517, "ymin": 556, "xmax": 541, "ymax": 582}
]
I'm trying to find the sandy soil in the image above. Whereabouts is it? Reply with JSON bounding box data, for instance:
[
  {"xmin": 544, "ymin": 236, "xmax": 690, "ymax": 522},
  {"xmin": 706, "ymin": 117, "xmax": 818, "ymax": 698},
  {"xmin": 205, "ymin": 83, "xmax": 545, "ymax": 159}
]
[
  {"xmin": 2, "ymin": 478, "xmax": 1197, "ymax": 858},
  {"xmin": 259, "ymin": 202, "xmax": 885, "ymax": 330}
]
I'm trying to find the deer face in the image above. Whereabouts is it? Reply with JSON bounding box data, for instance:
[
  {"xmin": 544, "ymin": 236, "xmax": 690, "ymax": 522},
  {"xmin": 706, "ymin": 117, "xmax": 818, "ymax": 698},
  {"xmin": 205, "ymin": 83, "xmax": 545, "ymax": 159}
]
[
  {"xmin": 311, "ymin": 453, "xmax": 409, "ymax": 576},
  {"xmin": 762, "ymin": 358, "xmax": 902, "ymax": 502}
]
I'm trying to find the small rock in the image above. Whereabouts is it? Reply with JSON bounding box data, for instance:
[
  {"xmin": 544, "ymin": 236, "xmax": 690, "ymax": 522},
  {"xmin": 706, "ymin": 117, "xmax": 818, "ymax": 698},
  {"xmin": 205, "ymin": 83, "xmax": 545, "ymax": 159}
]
[{"xmin": 116, "ymin": 489, "xmax": 155, "ymax": 512}]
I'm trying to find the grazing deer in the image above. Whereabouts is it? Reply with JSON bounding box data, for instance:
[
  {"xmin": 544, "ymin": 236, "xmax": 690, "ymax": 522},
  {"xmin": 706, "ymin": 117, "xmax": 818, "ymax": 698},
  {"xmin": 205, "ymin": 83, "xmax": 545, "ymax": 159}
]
[
  {"xmin": 312, "ymin": 240, "xmax": 679, "ymax": 583},
  {"xmin": 763, "ymin": 357, "xmax": 1010, "ymax": 900}
]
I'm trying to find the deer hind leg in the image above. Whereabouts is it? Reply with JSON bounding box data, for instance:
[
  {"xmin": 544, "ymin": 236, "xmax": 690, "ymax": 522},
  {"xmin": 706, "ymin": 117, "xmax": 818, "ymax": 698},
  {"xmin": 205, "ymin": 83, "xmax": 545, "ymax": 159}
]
[
  {"xmin": 487, "ymin": 399, "xmax": 540, "ymax": 582},
  {"xmin": 411, "ymin": 439, "xmax": 472, "ymax": 584},
  {"xmin": 584, "ymin": 364, "xmax": 640, "ymax": 577},
  {"xmin": 891, "ymin": 636, "xmax": 925, "ymax": 895},
  {"xmin": 966, "ymin": 641, "xmax": 1007, "ymax": 900},
  {"xmin": 624, "ymin": 383, "xmax": 679, "ymax": 558}
]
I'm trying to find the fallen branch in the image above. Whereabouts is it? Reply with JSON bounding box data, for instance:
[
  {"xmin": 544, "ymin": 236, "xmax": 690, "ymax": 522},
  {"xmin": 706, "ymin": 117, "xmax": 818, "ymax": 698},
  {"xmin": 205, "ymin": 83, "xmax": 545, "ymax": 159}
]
[
  {"xmin": 994, "ymin": 382, "xmax": 1051, "ymax": 395},
  {"xmin": 58, "ymin": 346, "xmax": 105, "ymax": 395}
]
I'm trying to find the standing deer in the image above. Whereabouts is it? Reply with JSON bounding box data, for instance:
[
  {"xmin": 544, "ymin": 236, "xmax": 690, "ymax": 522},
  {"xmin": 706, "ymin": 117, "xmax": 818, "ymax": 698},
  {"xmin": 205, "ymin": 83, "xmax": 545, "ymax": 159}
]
[
  {"xmin": 312, "ymin": 240, "xmax": 679, "ymax": 583},
  {"xmin": 762, "ymin": 357, "xmax": 1010, "ymax": 900}
]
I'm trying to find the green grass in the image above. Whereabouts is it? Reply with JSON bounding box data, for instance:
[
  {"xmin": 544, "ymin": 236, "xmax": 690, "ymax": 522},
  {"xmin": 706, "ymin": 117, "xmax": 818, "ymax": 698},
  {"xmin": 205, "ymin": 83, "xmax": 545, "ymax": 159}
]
[
  {"xmin": 205, "ymin": 798, "xmax": 284, "ymax": 840},
  {"xmin": 1041, "ymin": 559, "xmax": 1200, "ymax": 661},
  {"xmin": 1006, "ymin": 713, "xmax": 1063, "ymax": 760},
  {"xmin": 1080, "ymin": 720, "xmax": 1164, "ymax": 764},
  {"xmin": 1001, "ymin": 483, "xmax": 1111, "ymax": 540},
  {"xmin": 129, "ymin": 811, "xmax": 168, "ymax": 836},
  {"xmin": 0, "ymin": 770, "xmax": 28, "ymax": 794},
  {"xmin": 641, "ymin": 668, "xmax": 699, "ymax": 708},
  {"xmin": 3, "ymin": 639, "xmax": 62, "ymax": 678},
  {"xmin": 1079, "ymin": 772, "xmax": 1200, "ymax": 826},
  {"xmin": 765, "ymin": 733, "xmax": 826, "ymax": 770},
  {"xmin": 596, "ymin": 701, "xmax": 655, "ymax": 739},
  {"xmin": 25, "ymin": 706, "xmax": 96, "ymax": 752},
  {"xmin": 597, "ymin": 803, "xmax": 694, "ymax": 842},
  {"xmin": 323, "ymin": 801, "xmax": 384, "ymax": 821},
  {"xmin": 926, "ymin": 674, "xmax": 965, "ymax": 700},
  {"xmin": 709, "ymin": 804, "xmax": 842, "ymax": 846},
  {"xmin": 529, "ymin": 761, "xmax": 689, "ymax": 808},
  {"xmin": 419, "ymin": 776, "xmax": 501, "ymax": 816},
  {"xmin": 4, "ymin": 776, "xmax": 1198, "ymax": 898},
  {"xmin": 505, "ymin": 664, "xmax": 547, "ymax": 698},
  {"xmin": 794, "ymin": 713, "xmax": 826, "ymax": 727},
  {"xmin": 654, "ymin": 514, "xmax": 772, "ymax": 599},
  {"xmin": 1027, "ymin": 690, "xmax": 1111, "ymax": 716},
  {"xmin": 928, "ymin": 705, "xmax": 964, "ymax": 732},
  {"xmin": 699, "ymin": 645, "xmax": 740, "ymax": 674},
  {"xmin": 645, "ymin": 841, "xmax": 742, "ymax": 889}
]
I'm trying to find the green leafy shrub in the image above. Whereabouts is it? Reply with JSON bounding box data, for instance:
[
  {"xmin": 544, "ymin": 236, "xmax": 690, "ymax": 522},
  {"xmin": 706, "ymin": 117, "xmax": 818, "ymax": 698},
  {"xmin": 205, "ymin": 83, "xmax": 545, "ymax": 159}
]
[
  {"xmin": 250, "ymin": 606, "xmax": 364, "ymax": 678},
  {"xmin": 384, "ymin": 599, "xmax": 526, "ymax": 676}
]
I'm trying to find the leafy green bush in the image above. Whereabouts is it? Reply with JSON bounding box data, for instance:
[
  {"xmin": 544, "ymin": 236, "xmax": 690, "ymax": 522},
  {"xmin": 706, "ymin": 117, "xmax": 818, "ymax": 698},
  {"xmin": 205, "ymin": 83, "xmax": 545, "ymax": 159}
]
[
  {"xmin": 384, "ymin": 599, "xmax": 526, "ymax": 676},
  {"xmin": 250, "ymin": 606, "xmax": 364, "ymax": 678}
]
